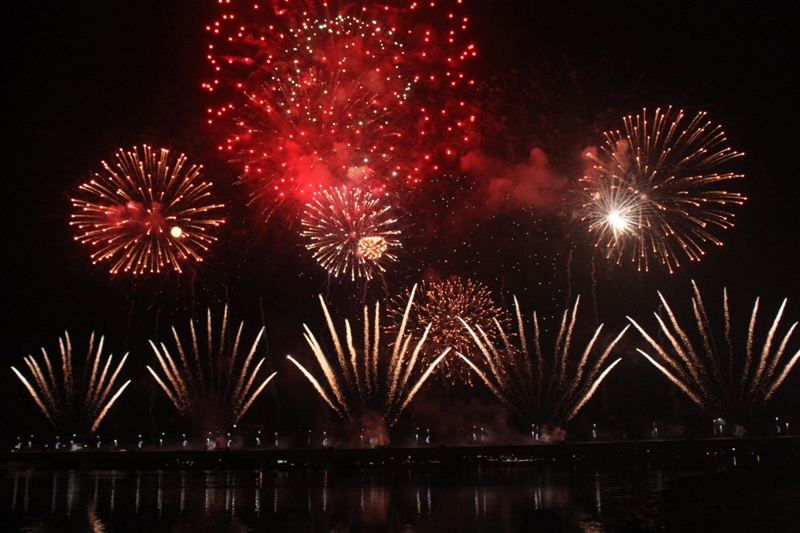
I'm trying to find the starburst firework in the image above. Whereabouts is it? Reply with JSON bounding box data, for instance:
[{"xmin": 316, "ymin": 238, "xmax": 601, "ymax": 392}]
[
  {"xmin": 70, "ymin": 145, "xmax": 225, "ymax": 275},
  {"xmin": 300, "ymin": 186, "xmax": 400, "ymax": 280},
  {"xmin": 11, "ymin": 332, "xmax": 131, "ymax": 434},
  {"xmin": 580, "ymin": 107, "xmax": 745, "ymax": 272},
  {"xmin": 147, "ymin": 306, "xmax": 276, "ymax": 433},
  {"xmin": 459, "ymin": 297, "xmax": 628, "ymax": 429},
  {"xmin": 628, "ymin": 282, "xmax": 800, "ymax": 431},
  {"xmin": 287, "ymin": 285, "xmax": 450, "ymax": 433},
  {"xmin": 389, "ymin": 278, "xmax": 508, "ymax": 383},
  {"xmin": 205, "ymin": 0, "xmax": 476, "ymax": 214}
]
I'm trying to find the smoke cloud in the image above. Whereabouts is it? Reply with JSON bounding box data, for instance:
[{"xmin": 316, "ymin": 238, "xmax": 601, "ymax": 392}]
[{"xmin": 461, "ymin": 147, "xmax": 567, "ymax": 212}]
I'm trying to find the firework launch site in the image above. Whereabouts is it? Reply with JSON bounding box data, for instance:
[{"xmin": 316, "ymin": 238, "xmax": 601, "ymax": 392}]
[{"xmin": 4, "ymin": 435, "xmax": 798, "ymax": 473}]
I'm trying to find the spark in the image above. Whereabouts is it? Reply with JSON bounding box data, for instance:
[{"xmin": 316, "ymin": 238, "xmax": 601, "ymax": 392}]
[
  {"xmin": 287, "ymin": 284, "xmax": 450, "ymax": 431},
  {"xmin": 357, "ymin": 235, "xmax": 389, "ymax": 261},
  {"xmin": 147, "ymin": 306, "xmax": 276, "ymax": 433},
  {"xmin": 205, "ymin": 0, "xmax": 477, "ymax": 215},
  {"xmin": 580, "ymin": 107, "xmax": 746, "ymax": 272},
  {"xmin": 460, "ymin": 296, "xmax": 628, "ymax": 428},
  {"xmin": 300, "ymin": 186, "xmax": 400, "ymax": 281},
  {"xmin": 389, "ymin": 278, "xmax": 508, "ymax": 383},
  {"xmin": 11, "ymin": 332, "xmax": 131, "ymax": 434},
  {"xmin": 70, "ymin": 145, "xmax": 225, "ymax": 275},
  {"xmin": 628, "ymin": 281, "xmax": 800, "ymax": 431}
]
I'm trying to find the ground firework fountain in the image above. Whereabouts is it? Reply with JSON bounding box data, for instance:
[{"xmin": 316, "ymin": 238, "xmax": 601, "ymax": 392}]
[
  {"xmin": 629, "ymin": 281, "xmax": 800, "ymax": 434},
  {"xmin": 11, "ymin": 332, "xmax": 131, "ymax": 439},
  {"xmin": 458, "ymin": 296, "xmax": 628, "ymax": 441},
  {"xmin": 287, "ymin": 285, "xmax": 450, "ymax": 445},
  {"xmin": 147, "ymin": 306, "xmax": 277, "ymax": 442}
]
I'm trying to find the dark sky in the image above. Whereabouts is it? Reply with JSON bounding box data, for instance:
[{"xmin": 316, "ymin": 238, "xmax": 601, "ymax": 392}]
[{"xmin": 2, "ymin": 1, "xmax": 799, "ymax": 444}]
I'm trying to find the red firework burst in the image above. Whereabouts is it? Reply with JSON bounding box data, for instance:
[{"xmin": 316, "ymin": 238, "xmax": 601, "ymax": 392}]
[{"xmin": 205, "ymin": 0, "xmax": 476, "ymax": 217}]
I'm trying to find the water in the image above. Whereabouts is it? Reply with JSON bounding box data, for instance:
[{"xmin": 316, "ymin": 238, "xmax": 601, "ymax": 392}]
[{"xmin": 2, "ymin": 463, "xmax": 676, "ymax": 532}]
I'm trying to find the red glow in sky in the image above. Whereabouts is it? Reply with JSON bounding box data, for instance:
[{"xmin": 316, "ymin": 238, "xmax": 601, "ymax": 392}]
[{"xmin": 205, "ymin": 0, "xmax": 477, "ymax": 215}]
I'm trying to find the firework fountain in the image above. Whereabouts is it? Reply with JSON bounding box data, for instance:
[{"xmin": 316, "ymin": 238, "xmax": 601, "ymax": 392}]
[
  {"xmin": 287, "ymin": 285, "xmax": 450, "ymax": 445},
  {"xmin": 147, "ymin": 306, "xmax": 276, "ymax": 438},
  {"xmin": 458, "ymin": 296, "xmax": 628, "ymax": 439},
  {"xmin": 11, "ymin": 332, "xmax": 131, "ymax": 436},
  {"xmin": 628, "ymin": 281, "xmax": 800, "ymax": 433}
]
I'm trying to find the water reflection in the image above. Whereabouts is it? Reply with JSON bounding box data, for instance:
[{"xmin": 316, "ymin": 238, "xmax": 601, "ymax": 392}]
[
  {"xmin": 3, "ymin": 464, "xmax": 678, "ymax": 532},
  {"xmin": 87, "ymin": 501, "xmax": 106, "ymax": 533}
]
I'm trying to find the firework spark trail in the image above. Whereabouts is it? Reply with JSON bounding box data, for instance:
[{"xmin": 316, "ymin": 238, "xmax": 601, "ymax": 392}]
[
  {"xmin": 286, "ymin": 355, "xmax": 343, "ymax": 417},
  {"xmin": 388, "ymin": 278, "xmax": 508, "ymax": 383},
  {"xmin": 83, "ymin": 336, "xmax": 104, "ymax": 410},
  {"xmin": 370, "ymin": 302, "xmax": 381, "ymax": 395},
  {"xmin": 11, "ymin": 365, "xmax": 54, "ymax": 423},
  {"xmin": 205, "ymin": 0, "xmax": 477, "ymax": 213},
  {"xmin": 756, "ymin": 321, "xmax": 798, "ymax": 400},
  {"xmin": 302, "ymin": 322, "xmax": 348, "ymax": 413},
  {"xmin": 657, "ymin": 292, "xmax": 714, "ymax": 399},
  {"xmin": 396, "ymin": 350, "xmax": 450, "ymax": 417},
  {"xmin": 301, "ymin": 186, "xmax": 401, "ymax": 281},
  {"xmin": 287, "ymin": 284, "xmax": 448, "ymax": 428},
  {"xmin": 741, "ymin": 297, "xmax": 760, "ymax": 389},
  {"xmin": 459, "ymin": 297, "xmax": 628, "ymax": 427},
  {"xmin": 63, "ymin": 336, "xmax": 73, "ymax": 401},
  {"xmin": 147, "ymin": 306, "xmax": 276, "ymax": 432},
  {"xmin": 751, "ymin": 299, "xmax": 787, "ymax": 394},
  {"xmin": 568, "ymin": 359, "xmax": 623, "ymax": 418},
  {"xmin": 628, "ymin": 282, "xmax": 800, "ymax": 429},
  {"xmin": 692, "ymin": 288, "xmax": 726, "ymax": 391},
  {"xmin": 11, "ymin": 332, "xmax": 131, "ymax": 434},
  {"xmin": 579, "ymin": 107, "xmax": 745, "ymax": 272},
  {"xmin": 70, "ymin": 146, "xmax": 225, "ymax": 275},
  {"xmin": 397, "ymin": 323, "xmax": 433, "ymax": 403},
  {"xmin": 388, "ymin": 285, "xmax": 418, "ymax": 403},
  {"xmin": 318, "ymin": 292, "xmax": 353, "ymax": 388},
  {"xmin": 346, "ymin": 320, "xmax": 361, "ymax": 398}
]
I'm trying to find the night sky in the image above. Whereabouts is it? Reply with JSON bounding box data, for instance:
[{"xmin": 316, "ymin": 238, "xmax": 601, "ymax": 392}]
[{"xmin": 2, "ymin": 1, "xmax": 799, "ymax": 445}]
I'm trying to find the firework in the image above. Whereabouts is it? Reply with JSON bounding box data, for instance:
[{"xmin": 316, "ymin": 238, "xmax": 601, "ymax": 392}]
[
  {"xmin": 579, "ymin": 107, "xmax": 745, "ymax": 272},
  {"xmin": 11, "ymin": 332, "xmax": 131, "ymax": 434},
  {"xmin": 205, "ymin": 0, "xmax": 476, "ymax": 214},
  {"xmin": 287, "ymin": 285, "xmax": 450, "ymax": 435},
  {"xmin": 147, "ymin": 306, "xmax": 276, "ymax": 433},
  {"xmin": 300, "ymin": 186, "xmax": 400, "ymax": 280},
  {"xmin": 460, "ymin": 296, "xmax": 627, "ymax": 429},
  {"xmin": 389, "ymin": 278, "xmax": 508, "ymax": 383},
  {"xmin": 628, "ymin": 282, "xmax": 800, "ymax": 431},
  {"xmin": 70, "ymin": 145, "xmax": 225, "ymax": 275}
]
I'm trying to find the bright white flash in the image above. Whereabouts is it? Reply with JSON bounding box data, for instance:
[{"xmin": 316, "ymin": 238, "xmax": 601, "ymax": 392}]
[{"xmin": 606, "ymin": 210, "xmax": 630, "ymax": 235}]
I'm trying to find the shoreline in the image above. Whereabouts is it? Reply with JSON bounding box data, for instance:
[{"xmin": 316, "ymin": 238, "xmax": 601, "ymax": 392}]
[{"xmin": 3, "ymin": 435, "xmax": 798, "ymax": 471}]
